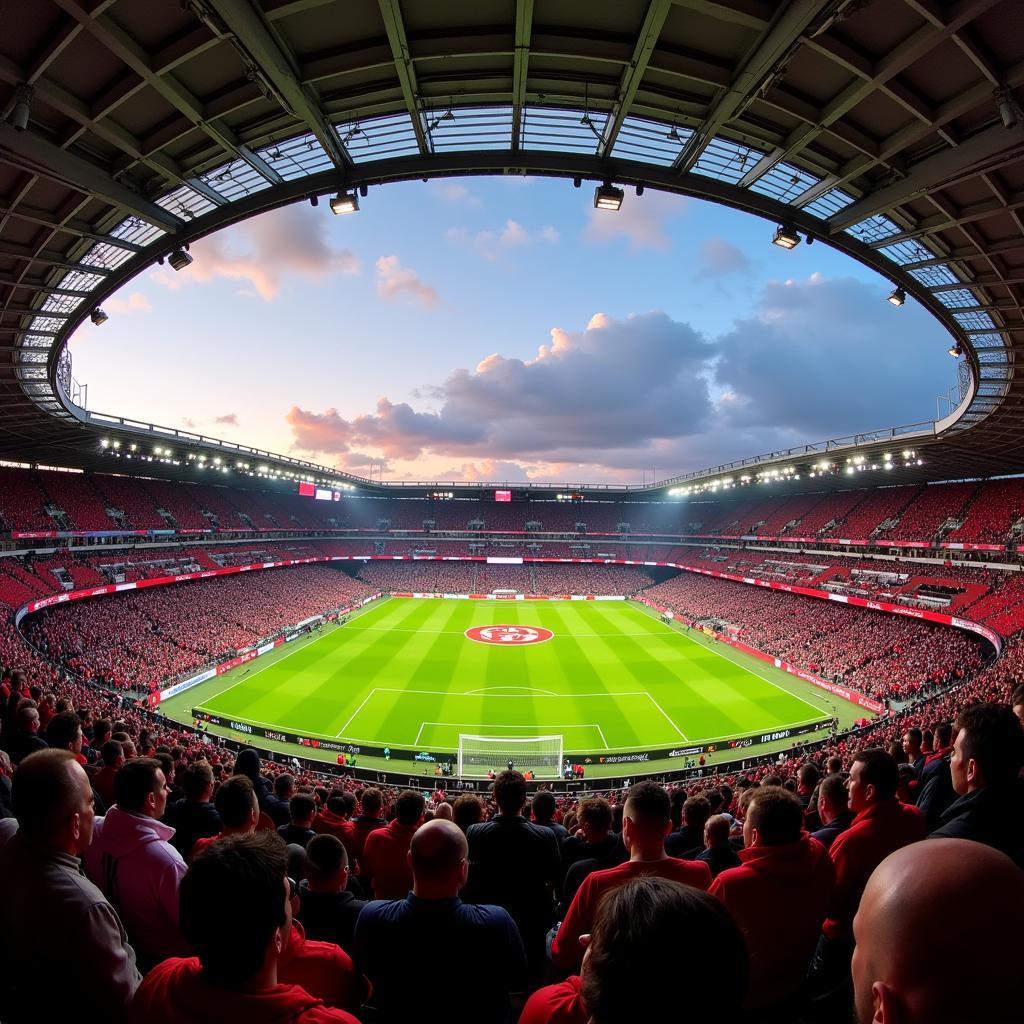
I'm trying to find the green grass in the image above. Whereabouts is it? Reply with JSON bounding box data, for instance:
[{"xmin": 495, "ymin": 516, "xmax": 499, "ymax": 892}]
[{"xmin": 164, "ymin": 597, "xmax": 855, "ymax": 776}]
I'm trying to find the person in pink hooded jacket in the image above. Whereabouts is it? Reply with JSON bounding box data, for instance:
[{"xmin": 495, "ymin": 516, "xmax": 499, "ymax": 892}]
[{"xmin": 85, "ymin": 757, "xmax": 189, "ymax": 969}]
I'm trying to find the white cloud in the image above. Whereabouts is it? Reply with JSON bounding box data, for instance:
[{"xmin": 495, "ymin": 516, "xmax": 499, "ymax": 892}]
[
  {"xmin": 375, "ymin": 255, "xmax": 439, "ymax": 308},
  {"xmin": 583, "ymin": 190, "xmax": 687, "ymax": 251},
  {"xmin": 104, "ymin": 291, "xmax": 152, "ymax": 314}
]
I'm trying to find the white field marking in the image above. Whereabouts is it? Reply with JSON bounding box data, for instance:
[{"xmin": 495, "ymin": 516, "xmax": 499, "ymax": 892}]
[
  {"xmin": 630, "ymin": 601, "xmax": 837, "ymax": 722},
  {"xmin": 643, "ymin": 692, "xmax": 689, "ymax": 742},
  {"xmin": 595, "ymin": 724, "xmax": 609, "ymax": 750},
  {"xmin": 369, "ymin": 687, "xmax": 650, "ymax": 698},
  {"xmin": 463, "ymin": 685, "xmax": 559, "ymax": 696},
  {"xmin": 336, "ymin": 689, "xmax": 378, "ymax": 737},
  {"xmin": 345, "ymin": 624, "xmax": 666, "ymax": 637},
  {"xmin": 415, "ymin": 721, "xmax": 605, "ymax": 747}
]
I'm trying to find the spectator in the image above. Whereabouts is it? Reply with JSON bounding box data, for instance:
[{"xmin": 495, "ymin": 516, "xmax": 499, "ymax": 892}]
[
  {"xmin": 710, "ymin": 786, "xmax": 834, "ymax": 1009},
  {"xmin": 466, "ymin": 770, "xmax": 559, "ymax": 980},
  {"xmin": 165, "ymin": 762, "xmax": 220, "ymax": 858},
  {"xmin": 297, "ymin": 834, "xmax": 365, "ymax": 953},
  {"xmin": 521, "ymin": 877, "xmax": 747, "ymax": 1024},
  {"xmin": 697, "ymin": 812, "xmax": 741, "ymax": 878},
  {"xmin": 930, "ymin": 702, "xmax": 1024, "ymax": 865},
  {"xmin": 128, "ymin": 832, "xmax": 358, "ymax": 1024},
  {"xmin": 44, "ymin": 709, "xmax": 87, "ymax": 764},
  {"xmin": 558, "ymin": 797, "xmax": 626, "ymax": 909},
  {"xmin": 8, "ymin": 704, "xmax": 46, "ymax": 763},
  {"xmin": 348, "ymin": 788, "xmax": 386, "ymax": 869},
  {"xmin": 266, "ymin": 773, "xmax": 296, "ymax": 829},
  {"xmin": 313, "ymin": 790, "xmax": 354, "ymax": 843},
  {"xmin": 85, "ymin": 757, "xmax": 189, "ymax": 969},
  {"xmin": 811, "ymin": 773, "xmax": 855, "ymax": 851},
  {"xmin": 0, "ymin": 750, "xmax": 140, "ymax": 1023},
  {"xmin": 532, "ymin": 790, "xmax": 568, "ymax": 841},
  {"xmin": 278, "ymin": 793, "xmax": 317, "ymax": 848},
  {"xmin": 452, "ymin": 793, "xmax": 484, "ymax": 833},
  {"xmin": 93, "ymin": 739, "xmax": 125, "ymax": 808},
  {"xmin": 813, "ymin": 749, "xmax": 927, "ymax": 991},
  {"xmin": 664, "ymin": 794, "xmax": 711, "ymax": 857},
  {"xmin": 232, "ymin": 748, "xmax": 273, "ymax": 809},
  {"xmin": 1011, "ymin": 683, "xmax": 1024, "ymax": 729},
  {"xmin": 551, "ymin": 781, "xmax": 711, "ymax": 972},
  {"xmin": 191, "ymin": 774, "xmax": 258, "ymax": 858},
  {"xmin": 852, "ymin": 840, "xmax": 1024, "ymax": 1024},
  {"xmin": 361, "ymin": 789, "xmax": 424, "ymax": 899},
  {"xmin": 354, "ymin": 819, "xmax": 525, "ymax": 1023},
  {"xmin": 902, "ymin": 727, "xmax": 925, "ymax": 775},
  {"xmin": 916, "ymin": 722, "xmax": 957, "ymax": 829}
]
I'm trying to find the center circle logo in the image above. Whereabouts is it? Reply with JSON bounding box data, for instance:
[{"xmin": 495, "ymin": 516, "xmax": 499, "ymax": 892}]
[{"xmin": 465, "ymin": 624, "xmax": 554, "ymax": 646}]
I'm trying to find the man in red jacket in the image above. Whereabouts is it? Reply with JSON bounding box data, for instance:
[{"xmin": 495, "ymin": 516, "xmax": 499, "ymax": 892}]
[
  {"xmin": 128, "ymin": 832, "xmax": 359, "ymax": 1024},
  {"xmin": 361, "ymin": 790, "xmax": 424, "ymax": 898},
  {"xmin": 313, "ymin": 791, "xmax": 354, "ymax": 845},
  {"xmin": 346, "ymin": 788, "xmax": 386, "ymax": 872},
  {"xmin": 550, "ymin": 780, "xmax": 711, "ymax": 972},
  {"xmin": 710, "ymin": 786, "xmax": 834, "ymax": 1010},
  {"xmin": 811, "ymin": 748, "xmax": 926, "ymax": 992}
]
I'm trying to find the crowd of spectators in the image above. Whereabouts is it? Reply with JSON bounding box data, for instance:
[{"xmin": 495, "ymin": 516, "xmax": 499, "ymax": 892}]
[{"xmin": 22, "ymin": 567, "xmax": 373, "ymax": 693}]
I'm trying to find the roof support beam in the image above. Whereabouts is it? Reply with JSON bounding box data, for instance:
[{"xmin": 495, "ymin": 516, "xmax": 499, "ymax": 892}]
[
  {"xmin": 0, "ymin": 242, "xmax": 114, "ymax": 275},
  {"xmin": 377, "ymin": 0, "xmax": 430, "ymax": 156},
  {"xmin": 0, "ymin": 203, "xmax": 145, "ymax": 252},
  {"xmin": 599, "ymin": 0, "xmax": 672, "ymax": 158},
  {"xmin": 50, "ymin": 0, "xmax": 283, "ymax": 185},
  {"xmin": 0, "ymin": 123, "xmax": 180, "ymax": 231},
  {"xmin": 203, "ymin": 0, "xmax": 352, "ymax": 170},
  {"xmin": 828, "ymin": 121, "xmax": 1024, "ymax": 232},
  {"xmin": 672, "ymin": 0, "xmax": 833, "ymax": 174},
  {"xmin": 865, "ymin": 192, "xmax": 1024, "ymax": 248},
  {"xmin": 0, "ymin": 279, "xmax": 92, "ymax": 299},
  {"xmin": 510, "ymin": 0, "xmax": 534, "ymax": 150}
]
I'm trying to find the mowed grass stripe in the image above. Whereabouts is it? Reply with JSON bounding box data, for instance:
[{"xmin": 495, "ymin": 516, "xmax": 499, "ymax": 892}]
[{"xmin": 201, "ymin": 598, "xmax": 834, "ymax": 752}]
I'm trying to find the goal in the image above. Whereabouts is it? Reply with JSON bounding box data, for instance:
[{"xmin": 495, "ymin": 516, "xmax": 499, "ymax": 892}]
[{"xmin": 457, "ymin": 734, "xmax": 564, "ymax": 779}]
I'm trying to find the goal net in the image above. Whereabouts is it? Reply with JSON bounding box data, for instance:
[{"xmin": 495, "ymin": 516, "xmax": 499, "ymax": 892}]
[{"xmin": 457, "ymin": 734, "xmax": 564, "ymax": 779}]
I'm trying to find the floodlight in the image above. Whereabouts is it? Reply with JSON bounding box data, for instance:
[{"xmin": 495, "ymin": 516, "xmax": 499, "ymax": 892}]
[
  {"xmin": 995, "ymin": 87, "xmax": 1018, "ymax": 129},
  {"xmin": 10, "ymin": 84, "xmax": 31, "ymax": 132},
  {"xmin": 330, "ymin": 190, "xmax": 359, "ymax": 215},
  {"xmin": 772, "ymin": 224, "xmax": 800, "ymax": 249},
  {"xmin": 948, "ymin": 340, "xmax": 963, "ymax": 358},
  {"xmin": 90, "ymin": 308, "xmax": 108, "ymax": 326},
  {"xmin": 887, "ymin": 286, "xmax": 906, "ymax": 306},
  {"xmin": 168, "ymin": 247, "xmax": 193, "ymax": 271},
  {"xmin": 593, "ymin": 183, "xmax": 624, "ymax": 211}
]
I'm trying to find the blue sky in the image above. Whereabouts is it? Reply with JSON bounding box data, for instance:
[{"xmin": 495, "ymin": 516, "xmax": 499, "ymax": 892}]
[{"xmin": 69, "ymin": 176, "xmax": 959, "ymax": 484}]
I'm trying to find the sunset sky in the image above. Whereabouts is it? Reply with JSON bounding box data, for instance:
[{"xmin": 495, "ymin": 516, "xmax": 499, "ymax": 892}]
[{"xmin": 68, "ymin": 176, "xmax": 959, "ymax": 485}]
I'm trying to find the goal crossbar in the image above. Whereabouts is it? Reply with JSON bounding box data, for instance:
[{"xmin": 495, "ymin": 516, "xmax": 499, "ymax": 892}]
[{"xmin": 457, "ymin": 734, "xmax": 564, "ymax": 779}]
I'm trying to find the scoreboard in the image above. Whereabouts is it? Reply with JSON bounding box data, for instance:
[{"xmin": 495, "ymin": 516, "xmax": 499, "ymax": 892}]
[{"xmin": 298, "ymin": 481, "xmax": 342, "ymax": 501}]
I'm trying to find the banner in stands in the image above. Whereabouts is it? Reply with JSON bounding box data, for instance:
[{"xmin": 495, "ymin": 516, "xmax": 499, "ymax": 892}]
[{"xmin": 190, "ymin": 708, "xmax": 829, "ymax": 765}]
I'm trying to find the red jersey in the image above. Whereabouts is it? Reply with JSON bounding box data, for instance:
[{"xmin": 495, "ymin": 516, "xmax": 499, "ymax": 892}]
[
  {"xmin": 278, "ymin": 923, "xmax": 367, "ymax": 1011},
  {"xmin": 519, "ymin": 976, "xmax": 587, "ymax": 1024}
]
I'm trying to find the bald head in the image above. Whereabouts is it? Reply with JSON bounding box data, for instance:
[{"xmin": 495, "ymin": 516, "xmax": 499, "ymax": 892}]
[
  {"xmin": 13, "ymin": 749, "xmax": 95, "ymax": 853},
  {"xmin": 853, "ymin": 839, "xmax": 1024, "ymax": 1024},
  {"xmin": 410, "ymin": 819, "xmax": 468, "ymax": 897}
]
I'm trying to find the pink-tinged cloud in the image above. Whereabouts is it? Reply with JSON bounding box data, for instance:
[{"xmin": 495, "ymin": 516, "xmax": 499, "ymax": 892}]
[
  {"xmin": 214, "ymin": 413, "xmax": 239, "ymax": 426},
  {"xmin": 151, "ymin": 203, "xmax": 359, "ymax": 301},
  {"xmin": 447, "ymin": 220, "xmax": 559, "ymax": 260},
  {"xmin": 105, "ymin": 291, "xmax": 152, "ymax": 314},
  {"xmin": 432, "ymin": 182, "xmax": 481, "ymax": 206},
  {"xmin": 375, "ymin": 256, "xmax": 439, "ymax": 308},
  {"xmin": 697, "ymin": 237, "xmax": 750, "ymax": 278},
  {"xmin": 584, "ymin": 189, "xmax": 687, "ymax": 251}
]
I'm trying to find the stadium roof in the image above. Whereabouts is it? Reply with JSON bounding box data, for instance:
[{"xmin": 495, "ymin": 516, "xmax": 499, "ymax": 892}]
[{"xmin": 1, "ymin": 0, "xmax": 1023, "ymax": 499}]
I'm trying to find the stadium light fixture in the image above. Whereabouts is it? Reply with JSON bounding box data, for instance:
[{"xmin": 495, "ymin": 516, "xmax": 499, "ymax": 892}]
[
  {"xmin": 330, "ymin": 190, "xmax": 359, "ymax": 215},
  {"xmin": 10, "ymin": 84, "xmax": 32, "ymax": 132},
  {"xmin": 90, "ymin": 308, "xmax": 108, "ymax": 326},
  {"xmin": 168, "ymin": 247, "xmax": 193, "ymax": 271},
  {"xmin": 771, "ymin": 224, "xmax": 800, "ymax": 249},
  {"xmin": 887, "ymin": 286, "xmax": 906, "ymax": 306},
  {"xmin": 995, "ymin": 86, "xmax": 1019, "ymax": 129},
  {"xmin": 948, "ymin": 340, "xmax": 963, "ymax": 358},
  {"xmin": 593, "ymin": 183, "xmax": 624, "ymax": 211}
]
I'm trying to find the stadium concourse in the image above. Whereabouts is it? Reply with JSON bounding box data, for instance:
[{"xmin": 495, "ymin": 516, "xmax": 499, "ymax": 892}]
[{"xmin": 4, "ymin": 0, "xmax": 1024, "ymax": 1019}]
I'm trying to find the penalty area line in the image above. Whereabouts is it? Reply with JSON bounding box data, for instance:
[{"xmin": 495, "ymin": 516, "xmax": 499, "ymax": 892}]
[
  {"xmin": 643, "ymin": 693, "xmax": 689, "ymax": 742},
  {"xmin": 336, "ymin": 688, "xmax": 378, "ymax": 738}
]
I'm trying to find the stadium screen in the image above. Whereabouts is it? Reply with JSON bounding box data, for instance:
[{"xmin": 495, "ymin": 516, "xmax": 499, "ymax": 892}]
[
  {"xmin": 495, "ymin": 489, "xmax": 512, "ymax": 502},
  {"xmin": 298, "ymin": 481, "xmax": 341, "ymax": 501}
]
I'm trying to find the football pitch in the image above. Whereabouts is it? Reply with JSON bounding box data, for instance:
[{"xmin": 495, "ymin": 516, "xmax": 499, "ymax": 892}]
[{"xmin": 170, "ymin": 597, "xmax": 850, "ymax": 775}]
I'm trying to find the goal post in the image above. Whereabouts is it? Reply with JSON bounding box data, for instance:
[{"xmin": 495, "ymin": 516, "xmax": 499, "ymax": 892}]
[{"xmin": 457, "ymin": 734, "xmax": 564, "ymax": 779}]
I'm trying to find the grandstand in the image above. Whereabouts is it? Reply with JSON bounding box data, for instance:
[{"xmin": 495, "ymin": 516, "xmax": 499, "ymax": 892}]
[{"xmin": 2, "ymin": 2, "xmax": 1024, "ymax": 1023}]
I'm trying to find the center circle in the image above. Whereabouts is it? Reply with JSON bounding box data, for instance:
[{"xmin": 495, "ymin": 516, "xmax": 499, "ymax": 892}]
[{"xmin": 464, "ymin": 624, "xmax": 555, "ymax": 646}]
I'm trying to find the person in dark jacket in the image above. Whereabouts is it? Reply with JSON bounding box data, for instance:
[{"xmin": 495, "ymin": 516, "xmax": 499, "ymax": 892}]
[
  {"xmin": 231, "ymin": 748, "xmax": 272, "ymax": 810},
  {"xmin": 916, "ymin": 722, "xmax": 956, "ymax": 830},
  {"xmin": 697, "ymin": 813, "xmax": 741, "ymax": 878},
  {"xmin": 531, "ymin": 790, "xmax": 568, "ymax": 841},
  {"xmin": 297, "ymin": 834, "xmax": 365, "ymax": 953},
  {"xmin": 930, "ymin": 702, "xmax": 1024, "ymax": 867},
  {"xmin": 165, "ymin": 762, "xmax": 221, "ymax": 859},
  {"xmin": 665, "ymin": 795, "xmax": 711, "ymax": 858},
  {"xmin": 264, "ymin": 773, "xmax": 295, "ymax": 829},
  {"xmin": 558, "ymin": 797, "xmax": 625, "ymax": 885},
  {"xmin": 811, "ymin": 773, "xmax": 855, "ymax": 852},
  {"xmin": 277, "ymin": 793, "xmax": 317, "ymax": 848},
  {"xmin": 465, "ymin": 770, "xmax": 559, "ymax": 981}
]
